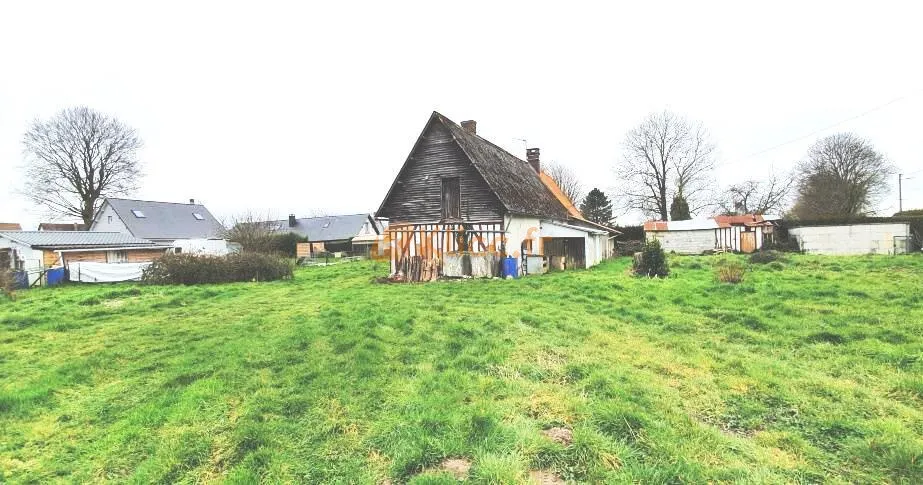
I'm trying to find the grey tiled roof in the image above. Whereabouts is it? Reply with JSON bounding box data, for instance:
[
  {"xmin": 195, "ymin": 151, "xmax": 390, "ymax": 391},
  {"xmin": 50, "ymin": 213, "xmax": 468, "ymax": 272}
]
[
  {"xmin": 277, "ymin": 214, "xmax": 374, "ymax": 242},
  {"xmin": 105, "ymin": 198, "xmax": 225, "ymax": 240},
  {"xmin": 0, "ymin": 231, "xmax": 157, "ymax": 249}
]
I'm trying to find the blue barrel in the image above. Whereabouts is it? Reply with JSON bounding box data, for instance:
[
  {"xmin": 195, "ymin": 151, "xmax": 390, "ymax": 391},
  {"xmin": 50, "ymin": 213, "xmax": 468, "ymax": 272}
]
[
  {"xmin": 502, "ymin": 256, "xmax": 518, "ymax": 278},
  {"xmin": 46, "ymin": 267, "xmax": 66, "ymax": 286}
]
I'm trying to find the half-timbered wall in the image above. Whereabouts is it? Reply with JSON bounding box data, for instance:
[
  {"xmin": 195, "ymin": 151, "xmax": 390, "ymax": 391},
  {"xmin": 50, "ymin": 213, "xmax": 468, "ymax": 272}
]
[{"xmin": 379, "ymin": 122, "xmax": 503, "ymax": 223}]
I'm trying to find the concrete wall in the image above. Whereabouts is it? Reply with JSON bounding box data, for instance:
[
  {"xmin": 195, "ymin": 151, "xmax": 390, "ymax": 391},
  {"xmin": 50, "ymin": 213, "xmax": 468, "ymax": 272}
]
[
  {"xmin": 647, "ymin": 229, "xmax": 716, "ymax": 254},
  {"xmin": 505, "ymin": 215, "xmax": 541, "ymax": 257},
  {"xmin": 789, "ymin": 223, "xmax": 911, "ymax": 255}
]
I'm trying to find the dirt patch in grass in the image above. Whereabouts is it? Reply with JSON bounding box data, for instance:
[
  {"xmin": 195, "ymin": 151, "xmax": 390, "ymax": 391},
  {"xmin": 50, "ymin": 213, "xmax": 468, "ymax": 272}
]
[
  {"xmin": 529, "ymin": 469, "xmax": 565, "ymax": 484},
  {"xmin": 541, "ymin": 427, "xmax": 573, "ymax": 446},
  {"xmin": 438, "ymin": 458, "xmax": 472, "ymax": 479}
]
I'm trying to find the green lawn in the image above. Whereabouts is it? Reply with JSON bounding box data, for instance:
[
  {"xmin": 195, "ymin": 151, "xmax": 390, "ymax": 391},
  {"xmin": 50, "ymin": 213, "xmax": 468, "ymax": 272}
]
[{"xmin": 1, "ymin": 255, "xmax": 922, "ymax": 483}]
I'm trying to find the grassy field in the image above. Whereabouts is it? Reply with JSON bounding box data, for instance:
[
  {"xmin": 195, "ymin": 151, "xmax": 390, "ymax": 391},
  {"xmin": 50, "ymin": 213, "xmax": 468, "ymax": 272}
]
[{"xmin": 1, "ymin": 254, "xmax": 922, "ymax": 483}]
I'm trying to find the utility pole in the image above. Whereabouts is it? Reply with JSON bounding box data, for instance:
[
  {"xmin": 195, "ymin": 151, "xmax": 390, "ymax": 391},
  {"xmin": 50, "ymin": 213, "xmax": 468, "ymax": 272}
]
[{"xmin": 898, "ymin": 173, "xmax": 903, "ymax": 214}]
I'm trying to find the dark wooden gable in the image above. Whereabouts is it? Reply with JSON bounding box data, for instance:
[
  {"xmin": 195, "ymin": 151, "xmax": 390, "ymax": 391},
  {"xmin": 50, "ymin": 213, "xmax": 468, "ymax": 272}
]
[{"xmin": 377, "ymin": 117, "xmax": 503, "ymax": 223}]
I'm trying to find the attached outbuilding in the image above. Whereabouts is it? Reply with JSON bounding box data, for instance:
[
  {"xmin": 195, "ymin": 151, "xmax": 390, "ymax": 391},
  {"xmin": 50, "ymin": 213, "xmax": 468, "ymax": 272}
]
[{"xmin": 0, "ymin": 231, "xmax": 169, "ymax": 286}]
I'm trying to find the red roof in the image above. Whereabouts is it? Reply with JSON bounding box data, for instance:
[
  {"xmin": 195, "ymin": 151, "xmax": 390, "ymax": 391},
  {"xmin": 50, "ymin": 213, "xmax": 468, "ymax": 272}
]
[
  {"xmin": 643, "ymin": 220, "xmax": 669, "ymax": 231},
  {"xmin": 0, "ymin": 223, "xmax": 22, "ymax": 231},
  {"xmin": 713, "ymin": 214, "xmax": 773, "ymax": 227}
]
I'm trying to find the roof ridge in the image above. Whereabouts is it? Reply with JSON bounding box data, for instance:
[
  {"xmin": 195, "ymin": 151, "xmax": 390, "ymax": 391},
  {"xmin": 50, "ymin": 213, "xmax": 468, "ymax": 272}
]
[
  {"xmin": 0, "ymin": 230, "xmax": 126, "ymax": 234},
  {"xmin": 107, "ymin": 197, "xmax": 207, "ymax": 206}
]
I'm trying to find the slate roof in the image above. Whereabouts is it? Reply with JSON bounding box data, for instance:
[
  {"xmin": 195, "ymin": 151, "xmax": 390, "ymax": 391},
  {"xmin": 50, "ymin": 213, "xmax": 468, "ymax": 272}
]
[
  {"xmin": 276, "ymin": 214, "xmax": 375, "ymax": 242},
  {"xmin": 102, "ymin": 198, "xmax": 225, "ymax": 240},
  {"xmin": 439, "ymin": 113, "xmax": 570, "ymax": 219},
  {"xmin": 0, "ymin": 231, "xmax": 157, "ymax": 249}
]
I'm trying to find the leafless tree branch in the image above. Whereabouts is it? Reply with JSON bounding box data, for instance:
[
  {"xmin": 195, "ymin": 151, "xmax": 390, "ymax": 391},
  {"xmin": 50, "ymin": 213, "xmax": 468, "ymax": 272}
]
[
  {"xmin": 21, "ymin": 106, "xmax": 144, "ymax": 225},
  {"xmin": 614, "ymin": 110, "xmax": 717, "ymax": 220}
]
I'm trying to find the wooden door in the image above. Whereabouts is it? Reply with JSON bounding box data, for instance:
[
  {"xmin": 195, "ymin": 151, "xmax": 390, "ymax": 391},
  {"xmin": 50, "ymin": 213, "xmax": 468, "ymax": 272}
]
[{"xmin": 740, "ymin": 231, "xmax": 756, "ymax": 253}]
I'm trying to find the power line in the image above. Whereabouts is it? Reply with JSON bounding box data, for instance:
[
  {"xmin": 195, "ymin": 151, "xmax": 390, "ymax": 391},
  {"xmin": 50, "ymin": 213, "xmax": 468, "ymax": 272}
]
[{"xmin": 742, "ymin": 95, "xmax": 910, "ymax": 160}]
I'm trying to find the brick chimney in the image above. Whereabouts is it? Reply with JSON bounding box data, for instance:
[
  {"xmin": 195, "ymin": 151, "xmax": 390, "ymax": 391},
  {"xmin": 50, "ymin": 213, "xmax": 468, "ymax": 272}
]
[
  {"xmin": 461, "ymin": 120, "xmax": 477, "ymax": 135},
  {"xmin": 526, "ymin": 148, "xmax": 540, "ymax": 173},
  {"xmin": 288, "ymin": 214, "xmax": 297, "ymax": 227},
  {"xmin": 189, "ymin": 198, "xmax": 195, "ymax": 204}
]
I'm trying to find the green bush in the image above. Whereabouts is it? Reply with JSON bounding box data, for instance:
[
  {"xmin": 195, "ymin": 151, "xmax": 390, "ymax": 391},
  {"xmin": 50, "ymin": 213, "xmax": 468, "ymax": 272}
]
[
  {"xmin": 142, "ymin": 252, "xmax": 293, "ymax": 285},
  {"xmin": 267, "ymin": 233, "xmax": 307, "ymax": 257},
  {"xmin": 749, "ymin": 250, "xmax": 784, "ymax": 264},
  {"xmin": 634, "ymin": 240, "xmax": 669, "ymax": 278},
  {"xmin": 716, "ymin": 261, "xmax": 746, "ymax": 284}
]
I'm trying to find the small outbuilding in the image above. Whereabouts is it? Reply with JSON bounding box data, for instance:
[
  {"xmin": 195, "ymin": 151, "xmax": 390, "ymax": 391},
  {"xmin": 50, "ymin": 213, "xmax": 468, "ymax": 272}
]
[
  {"xmin": 788, "ymin": 221, "xmax": 913, "ymax": 255},
  {"xmin": 0, "ymin": 231, "xmax": 169, "ymax": 286},
  {"xmin": 644, "ymin": 214, "xmax": 779, "ymax": 254}
]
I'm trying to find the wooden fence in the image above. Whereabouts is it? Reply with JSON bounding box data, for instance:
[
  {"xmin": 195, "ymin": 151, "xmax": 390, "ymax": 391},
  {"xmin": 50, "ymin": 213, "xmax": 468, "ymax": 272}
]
[{"xmin": 386, "ymin": 221, "xmax": 505, "ymax": 281}]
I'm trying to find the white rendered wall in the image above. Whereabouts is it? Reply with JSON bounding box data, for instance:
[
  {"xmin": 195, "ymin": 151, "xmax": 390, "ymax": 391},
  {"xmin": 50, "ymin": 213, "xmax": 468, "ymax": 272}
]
[{"xmin": 789, "ymin": 223, "xmax": 911, "ymax": 255}]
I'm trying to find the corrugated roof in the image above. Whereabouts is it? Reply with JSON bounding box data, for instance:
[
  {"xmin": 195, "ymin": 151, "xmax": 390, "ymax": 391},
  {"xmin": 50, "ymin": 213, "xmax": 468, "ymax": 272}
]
[
  {"xmin": 0, "ymin": 231, "xmax": 156, "ymax": 249},
  {"xmin": 278, "ymin": 214, "xmax": 374, "ymax": 242},
  {"xmin": 0, "ymin": 223, "xmax": 22, "ymax": 231},
  {"xmin": 102, "ymin": 198, "xmax": 225, "ymax": 240}
]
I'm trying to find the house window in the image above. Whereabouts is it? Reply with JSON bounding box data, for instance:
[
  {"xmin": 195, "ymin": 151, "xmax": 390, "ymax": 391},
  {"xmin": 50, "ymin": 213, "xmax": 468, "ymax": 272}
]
[
  {"xmin": 192, "ymin": 213, "xmax": 205, "ymax": 220},
  {"xmin": 442, "ymin": 177, "xmax": 460, "ymax": 220},
  {"xmin": 107, "ymin": 215, "xmax": 113, "ymax": 223},
  {"xmin": 131, "ymin": 210, "xmax": 146, "ymax": 218},
  {"xmin": 107, "ymin": 250, "xmax": 129, "ymax": 263},
  {"xmin": 174, "ymin": 247, "xmax": 183, "ymax": 254}
]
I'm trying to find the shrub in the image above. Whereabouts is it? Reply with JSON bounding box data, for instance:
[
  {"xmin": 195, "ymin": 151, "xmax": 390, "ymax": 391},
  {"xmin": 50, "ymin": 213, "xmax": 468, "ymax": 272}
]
[
  {"xmin": 633, "ymin": 239, "xmax": 669, "ymax": 278},
  {"xmin": 142, "ymin": 252, "xmax": 293, "ymax": 285},
  {"xmin": 267, "ymin": 232, "xmax": 307, "ymax": 257},
  {"xmin": 749, "ymin": 250, "xmax": 783, "ymax": 264},
  {"xmin": 716, "ymin": 261, "xmax": 746, "ymax": 284}
]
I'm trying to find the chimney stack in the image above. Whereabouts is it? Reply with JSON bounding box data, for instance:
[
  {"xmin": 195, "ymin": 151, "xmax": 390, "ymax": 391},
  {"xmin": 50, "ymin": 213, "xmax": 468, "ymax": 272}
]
[
  {"xmin": 461, "ymin": 120, "xmax": 477, "ymax": 135},
  {"xmin": 189, "ymin": 198, "xmax": 195, "ymax": 204},
  {"xmin": 526, "ymin": 148, "xmax": 541, "ymax": 173},
  {"xmin": 289, "ymin": 214, "xmax": 297, "ymax": 227}
]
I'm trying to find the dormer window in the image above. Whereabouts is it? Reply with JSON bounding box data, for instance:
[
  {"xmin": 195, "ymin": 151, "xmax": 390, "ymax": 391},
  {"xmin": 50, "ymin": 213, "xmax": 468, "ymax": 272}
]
[
  {"xmin": 131, "ymin": 210, "xmax": 146, "ymax": 218},
  {"xmin": 193, "ymin": 213, "xmax": 205, "ymax": 220}
]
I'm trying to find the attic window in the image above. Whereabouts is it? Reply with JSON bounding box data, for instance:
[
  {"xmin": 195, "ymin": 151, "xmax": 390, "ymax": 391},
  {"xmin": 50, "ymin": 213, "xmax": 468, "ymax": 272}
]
[
  {"xmin": 192, "ymin": 213, "xmax": 205, "ymax": 220},
  {"xmin": 131, "ymin": 210, "xmax": 146, "ymax": 218}
]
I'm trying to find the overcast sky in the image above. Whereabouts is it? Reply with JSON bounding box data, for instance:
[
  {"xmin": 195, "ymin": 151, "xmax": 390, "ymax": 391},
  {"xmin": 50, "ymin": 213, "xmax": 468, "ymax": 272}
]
[{"xmin": 2, "ymin": 1, "xmax": 921, "ymax": 229}]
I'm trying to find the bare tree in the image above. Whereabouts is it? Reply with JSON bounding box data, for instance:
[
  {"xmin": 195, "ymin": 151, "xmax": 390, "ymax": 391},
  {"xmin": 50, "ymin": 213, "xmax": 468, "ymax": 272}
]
[
  {"xmin": 721, "ymin": 172, "xmax": 794, "ymax": 215},
  {"xmin": 616, "ymin": 111, "xmax": 717, "ymax": 220},
  {"xmin": 791, "ymin": 133, "xmax": 891, "ymax": 218},
  {"xmin": 222, "ymin": 212, "xmax": 284, "ymax": 252},
  {"xmin": 22, "ymin": 107, "xmax": 143, "ymax": 225},
  {"xmin": 544, "ymin": 161, "xmax": 583, "ymax": 204}
]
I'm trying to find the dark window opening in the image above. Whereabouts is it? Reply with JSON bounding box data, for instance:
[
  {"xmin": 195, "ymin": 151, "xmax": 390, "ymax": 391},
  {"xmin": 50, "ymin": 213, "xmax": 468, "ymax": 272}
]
[{"xmin": 442, "ymin": 177, "xmax": 460, "ymax": 220}]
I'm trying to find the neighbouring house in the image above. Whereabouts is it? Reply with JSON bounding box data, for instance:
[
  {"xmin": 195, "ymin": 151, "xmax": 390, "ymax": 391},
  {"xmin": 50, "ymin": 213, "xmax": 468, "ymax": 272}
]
[
  {"xmin": 90, "ymin": 197, "xmax": 229, "ymax": 254},
  {"xmin": 788, "ymin": 221, "xmax": 913, "ymax": 255},
  {"xmin": 271, "ymin": 213, "xmax": 383, "ymax": 257},
  {"xmin": 644, "ymin": 214, "xmax": 780, "ymax": 254},
  {"xmin": 0, "ymin": 231, "xmax": 170, "ymax": 285},
  {"xmin": 38, "ymin": 222, "xmax": 87, "ymax": 231},
  {"xmin": 375, "ymin": 112, "xmax": 618, "ymax": 280},
  {"xmin": 0, "ymin": 223, "xmax": 23, "ymax": 231}
]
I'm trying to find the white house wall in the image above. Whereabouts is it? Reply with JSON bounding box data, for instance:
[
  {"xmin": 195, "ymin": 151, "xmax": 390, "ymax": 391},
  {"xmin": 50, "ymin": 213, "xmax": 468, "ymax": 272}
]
[
  {"xmin": 505, "ymin": 215, "xmax": 542, "ymax": 256},
  {"xmin": 90, "ymin": 202, "xmax": 131, "ymax": 234},
  {"xmin": 173, "ymin": 238, "xmax": 230, "ymax": 255},
  {"xmin": 789, "ymin": 223, "xmax": 911, "ymax": 255}
]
